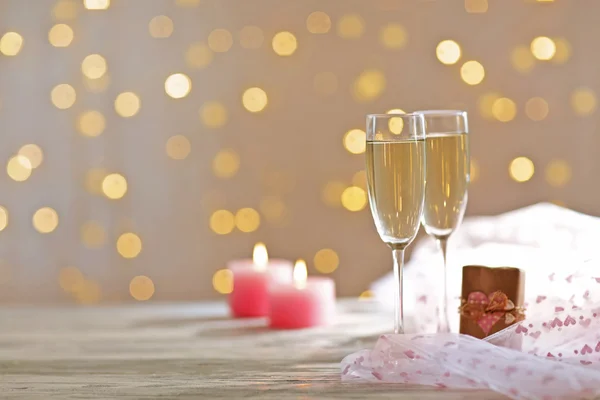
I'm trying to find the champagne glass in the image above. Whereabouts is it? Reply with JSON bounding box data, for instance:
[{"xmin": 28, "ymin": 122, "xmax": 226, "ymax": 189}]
[
  {"xmin": 365, "ymin": 113, "xmax": 426, "ymax": 334},
  {"xmin": 416, "ymin": 110, "xmax": 469, "ymax": 333}
]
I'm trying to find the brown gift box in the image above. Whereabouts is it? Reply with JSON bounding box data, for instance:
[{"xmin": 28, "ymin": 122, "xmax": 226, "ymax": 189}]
[{"xmin": 459, "ymin": 266, "xmax": 525, "ymax": 339}]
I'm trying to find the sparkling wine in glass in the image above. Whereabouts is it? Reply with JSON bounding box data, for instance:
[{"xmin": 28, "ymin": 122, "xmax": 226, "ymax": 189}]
[
  {"xmin": 417, "ymin": 110, "xmax": 469, "ymax": 333},
  {"xmin": 365, "ymin": 113, "xmax": 426, "ymax": 334}
]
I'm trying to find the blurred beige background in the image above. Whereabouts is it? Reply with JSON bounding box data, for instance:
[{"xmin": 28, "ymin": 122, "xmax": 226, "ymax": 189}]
[{"xmin": 0, "ymin": 0, "xmax": 598, "ymax": 304}]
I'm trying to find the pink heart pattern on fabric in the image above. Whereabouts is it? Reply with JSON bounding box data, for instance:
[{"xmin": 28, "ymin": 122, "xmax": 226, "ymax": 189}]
[
  {"xmin": 564, "ymin": 315, "xmax": 577, "ymax": 326},
  {"xmin": 580, "ymin": 318, "xmax": 591, "ymax": 327},
  {"xmin": 581, "ymin": 344, "xmax": 593, "ymax": 355},
  {"xmin": 515, "ymin": 324, "xmax": 529, "ymax": 334}
]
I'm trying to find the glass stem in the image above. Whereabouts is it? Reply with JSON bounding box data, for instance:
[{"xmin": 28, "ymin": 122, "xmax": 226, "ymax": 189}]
[
  {"xmin": 437, "ymin": 237, "xmax": 451, "ymax": 333},
  {"xmin": 392, "ymin": 247, "xmax": 405, "ymax": 334}
]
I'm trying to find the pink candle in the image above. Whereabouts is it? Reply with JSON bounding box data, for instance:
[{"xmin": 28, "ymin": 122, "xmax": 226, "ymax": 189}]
[
  {"xmin": 268, "ymin": 260, "xmax": 336, "ymax": 329},
  {"xmin": 228, "ymin": 243, "xmax": 293, "ymax": 318}
]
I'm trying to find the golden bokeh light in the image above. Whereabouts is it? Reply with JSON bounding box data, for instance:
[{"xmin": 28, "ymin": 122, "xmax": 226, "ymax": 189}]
[
  {"xmin": 341, "ymin": 186, "xmax": 367, "ymax": 212},
  {"xmin": 470, "ymin": 159, "xmax": 480, "ymax": 183},
  {"xmin": 165, "ymin": 73, "xmax": 192, "ymax": 99},
  {"xmin": 465, "ymin": 0, "xmax": 488, "ymax": 13},
  {"xmin": 129, "ymin": 275, "xmax": 155, "ymax": 301},
  {"xmin": 208, "ymin": 29, "xmax": 233, "ymax": 53},
  {"xmin": 81, "ymin": 54, "xmax": 107, "ymax": 79},
  {"xmin": 530, "ymin": 36, "xmax": 556, "ymax": 61},
  {"xmin": 84, "ymin": 168, "xmax": 107, "ymax": 194},
  {"xmin": 306, "ymin": 11, "xmax": 331, "ymax": 34},
  {"xmin": 81, "ymin": 220, "xmax": 106, "ymax": 249},
  {"xmin": 478, "ymin": 92, "xmax": 501, "ymax": 119},
  {"xmin": 436, "ymin": 40, "xmax": 461, "ymax": 65},
  {"xmin": 212, "ymin": 149, "xmax": 240, "ymax": 179},
  {"xmin": 387, "ymin": 108, "xmax": 406, "ymax": 114},
  {"xmin": 59, "ymin": 266, "xmax": 84, "ymax": 292},
  {"xmin": 242, "ymin": 87, "xmax": 268, "ymax": 113},
  {"xmin": 210, "ymin": 209, "xmax": 235, "ymax": 235},
  {"xmin": 48, "ymin": 24, "xmax": 74, "ymax": 47},
  {"xmin": 337, "ymin": 14, "xmax": 365, "ymax": 39},
  {"xmin": 525, "ymin": 97, "xmax": 549, "ymax": 121},
  {"xmin": 117, "ymin": 233, "xmax": 142, "ymax": 259},
  {"xmin": 102, "ymin": 173, "xmax": 128, "ymax": 200},
  {"xmin": 343, "ymin": 129, "xmax": 366, "ymax": 155},
  {"xmin": 51, "ymin": 83, "xmax": 76, "ymax": 110},
  {"xmin": 353, "ymin": 69, "xmax": 386, "ymax": 102},
  {"xmin": 545, "ymin": 160, "xmax": 572, "ymax": 188},
  {"xmin": 272, "ymin": 31, "xmax": 298, "ymax": 56},
  {"xmin": 0, "ymin": 32, "xmax": 24, "ymax": 56},
  {"xmin": 0, "ymin": 206, "xmax": 8, "ymax": 232},
  {"xmin": 84, "ymin": 0, "xmax": 110, "ymax": 10},
  {"xmin": 212, "ymin": 269, "xmax": 234, "ymax": 294},
  {"xmin": 492, "ymin": 97, "xmax": 517, "ymax": 122},
  {"xmin": 235, "ymin": 208, "xmax": 261, "ymax": 233},
  {"xmin": 77, "ymin": 110, "xmax": 106, "ymax": 137},
  {"xmin": 511, "ymin": 45, "xmax": 535, "ymax": 73},
  {"xmin": 53, "ymin": 0, "xmax": 78, "ymax": 20},
  {"xmin": 115, "ymin": 92, "xmax": 141, "ymax": 117},
  {"xmin": 149, "ymin": 15, "xmax": 174, "ymax": 38},
  {"xmin": 314, "ymin": 248, "xmax": 339, "ymax": 274},
  {"xmin": 388, "ymin": 117, "xmax": 404, "ymax": 134},
  {"xmin": 359, "ymin": 290, "xmax": 374, "ymax": 300},
  {"xmin": 387, "ymin": 109, "xmax": 406, "ymax": 134},
  {"xmin": 74, "ymin": 280, "xmax": 102, "ymax": 305},
  {"xmin": 352, "ymin": 170, "xmax": 367, "ymax": 190},
  {"xmin": 33, "ymin": 207, "xmax": 59, "ymax": 234},
  {"xmin": 322, "ymin": 181, "xmax": 346, "ymax": 208},
  {"xmin": 460, "ymin": 60, "xmax": 485, "ymax": 85},
  {"xmin": 176, "ymin": 0, "xmax": 201, "ymax": 6},
  {"xmin": 571, "ymin": 88, "xmax": 596, "ymax": 116},
  {"xmin": 185, "ymin": 43, "xmax": 213, "ymax": 69},
  {"xmin": 313, "ymin": 71, "xmax": 338, "ymax": 96},
  {"xmin": 166, "ymin": 135, "xmax": 191, "ymax": 160},
  {"xmin": 552, "ymin": 37, "xmax": 571, "ymax": 64},
  {"xmin": 200, "ymin": 101, "xmax": 227, "ymax": 128},
  {"xmin": 7, "ymin": 155, "xmax": 32, "ymax": 182},
  {"xmin": 380, "ymin": 24, "xmax": 407, "ymax": 49},
  {"xmin": 509, "ymin": 157, "xmax": 535, "ymax": 183},
  {"xmin": 239, "ymin": 26, "xmax": 264, "ymax": 49},
  {"xmin": 260, "ymin": 196, "xmax": 287, "ymax": 223},
  {"xmin": 18, "ymin": 144, "xmax": 43, "ymax": 169}
]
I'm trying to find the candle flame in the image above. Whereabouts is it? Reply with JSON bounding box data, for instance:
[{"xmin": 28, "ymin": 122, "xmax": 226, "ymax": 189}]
[
  {"xmin": 253, "ymin": 242, "xmax": 268, "ymax": 270},
  {"xmin": 293, "ymin": 259, "xmax": 307, "ymax": 288}
]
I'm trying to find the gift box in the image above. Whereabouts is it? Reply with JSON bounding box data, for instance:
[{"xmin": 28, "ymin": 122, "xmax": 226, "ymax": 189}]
[{"xmin": 459, "ymin": 265, "xmax": 525, "ymax": 339}]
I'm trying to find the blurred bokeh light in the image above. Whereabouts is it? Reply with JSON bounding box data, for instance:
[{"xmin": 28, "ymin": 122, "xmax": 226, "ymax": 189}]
[
  {"xmin": 117, "ymin": 233, "xmax": 142, "ymax": 259},
  {"xmin": 0, "ymin": 0, "xmax": 597, "ymax": 304},
  {"xmin": 510, "ymin": 157, "xmax": 535, "ymax": 183}
]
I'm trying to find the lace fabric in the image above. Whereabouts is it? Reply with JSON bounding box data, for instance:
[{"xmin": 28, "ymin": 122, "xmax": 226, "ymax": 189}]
[{"xmin": 345, "ymin": 204, "xmax": 600, "ymax": 399}]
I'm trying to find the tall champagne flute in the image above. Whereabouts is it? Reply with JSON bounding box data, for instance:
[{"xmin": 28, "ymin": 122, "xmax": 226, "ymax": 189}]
[
  {"xmin": 365, "ymin": 113, "xmax": 426, "ymax": 334},
  {"xmin": 417, "ymin": 110, "xmax": 469, "ymax": 333}
]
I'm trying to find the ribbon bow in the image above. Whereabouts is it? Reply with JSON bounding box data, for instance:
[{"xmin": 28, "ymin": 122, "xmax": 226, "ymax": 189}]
[{"xmin": 459, "ymin": 290, "xmax": 525, "ymax": 335}]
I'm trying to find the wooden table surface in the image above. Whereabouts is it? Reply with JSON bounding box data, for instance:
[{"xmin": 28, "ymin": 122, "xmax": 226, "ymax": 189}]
[{"xmin": 0, "ymin": 300, "xmax": 505, "ymax": 399}]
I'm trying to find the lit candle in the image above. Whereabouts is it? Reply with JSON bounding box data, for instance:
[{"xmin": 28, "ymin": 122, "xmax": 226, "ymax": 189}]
[
  {"xmin": 228, "ymin": 243, "xmax": 293, "ymax": 318},
  {"xmin": 268, "ymin": 259, "xmax": 336, "ymax": 329}
]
